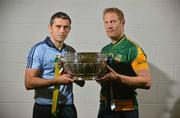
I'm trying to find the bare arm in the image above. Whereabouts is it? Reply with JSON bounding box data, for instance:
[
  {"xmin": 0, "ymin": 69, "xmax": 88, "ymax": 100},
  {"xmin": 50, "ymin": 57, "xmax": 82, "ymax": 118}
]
[
  {"xmin": 117, "ymin": 69, "xmax": 151, "ymax": 89},
  {"xmin": 24, "ymin": 69, "xmax": 73, "ymax": 90},
  {"xmin": 99, "ymin": 65, "xmax": 152, "ymax": 89}
]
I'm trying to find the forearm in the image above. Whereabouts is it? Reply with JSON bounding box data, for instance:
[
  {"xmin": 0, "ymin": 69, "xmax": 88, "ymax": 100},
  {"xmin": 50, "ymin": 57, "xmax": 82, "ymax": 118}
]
[
  {"xmin": 25, "ymin": 76, "xmax": 54, "ymax": 90},
  {"xmin": 117, "ymin": 74, "xmax": 151, "ymax": 89},
  {"xmin": 25, "ymin": 69, "xmax": 55, "ymax": 90}
]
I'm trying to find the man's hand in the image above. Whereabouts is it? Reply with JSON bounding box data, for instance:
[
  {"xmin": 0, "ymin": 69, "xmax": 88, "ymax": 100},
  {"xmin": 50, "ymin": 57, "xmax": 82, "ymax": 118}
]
[
  {"xmin": 53, "ymin": 74, "xmax": 74, "ymax": 85},
  {"xmin": 97, "ymin": 64, "xmax": 120, "ymax": 81}
]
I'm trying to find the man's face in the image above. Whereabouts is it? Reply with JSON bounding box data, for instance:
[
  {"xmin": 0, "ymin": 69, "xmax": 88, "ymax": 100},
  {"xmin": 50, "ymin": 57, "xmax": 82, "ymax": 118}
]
[
  {"xmin": 48, "ymin": 18, "xmax": 71, "ymax": 43},
  {"xmin": 103, "ymin": 12, "xmax": 124, "ymax": 41}
]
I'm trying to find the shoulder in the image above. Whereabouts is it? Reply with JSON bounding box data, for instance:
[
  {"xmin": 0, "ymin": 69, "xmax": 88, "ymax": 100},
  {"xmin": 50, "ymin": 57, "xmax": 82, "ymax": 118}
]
[
  {"xmin": 30, "ymin": 40, "xmax": 46, "ymax": 51},
  {"xmin": 27, "ymin": 40, "xmax": 47, "ymax": 58},
  {"xmin": 123, "ymin": 37, "xmax": 138, "ymax": 49},
  {"xmin": 125, "ymin": 37, "xmax": 147, "ymax": 61},
  {"xmin": 125, "ymin": 37, "xmax": 144, "ymax": 53}
]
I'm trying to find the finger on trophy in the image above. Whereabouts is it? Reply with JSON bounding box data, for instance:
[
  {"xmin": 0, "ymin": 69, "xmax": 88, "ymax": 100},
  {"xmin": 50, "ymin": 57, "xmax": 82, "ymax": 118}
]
[{"xmin": 105, "ymin": 64, "xmax": 116, "ymax": 73}]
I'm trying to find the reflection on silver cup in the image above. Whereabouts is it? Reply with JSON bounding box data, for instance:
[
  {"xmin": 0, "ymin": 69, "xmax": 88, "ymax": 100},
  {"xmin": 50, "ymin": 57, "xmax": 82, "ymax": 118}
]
[{"xmin": 63, "ymin": 52, "xmax": 107, "ymax": 80}]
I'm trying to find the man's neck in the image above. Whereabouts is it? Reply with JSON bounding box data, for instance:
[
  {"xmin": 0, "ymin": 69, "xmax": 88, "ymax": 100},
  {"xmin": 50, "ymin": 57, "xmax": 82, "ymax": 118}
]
[
  {"xmin": 50, "ymin": 37, "xmax": 64, "ymax": 50},
  {"xmin": 111, "ymin": 34, "xmax": 125, "ymax": 44}
]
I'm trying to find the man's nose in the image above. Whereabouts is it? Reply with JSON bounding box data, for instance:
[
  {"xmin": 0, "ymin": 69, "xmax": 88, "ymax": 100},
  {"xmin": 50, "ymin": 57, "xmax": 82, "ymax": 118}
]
[
  {"xmin": 107, "ymin": 25, "xmax": 113, "ymax": 29},
  {"xmin": 59, "ymin": 27, "xmax": 66, "ymax": 32}
]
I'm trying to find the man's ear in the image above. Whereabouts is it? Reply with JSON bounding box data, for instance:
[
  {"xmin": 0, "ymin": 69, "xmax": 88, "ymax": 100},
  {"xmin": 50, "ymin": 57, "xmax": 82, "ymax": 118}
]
[
  {"xmin": 122, "ymin": 19, "xmax": 125, "ymax": 25},
  {"xmin": 48, "ymin": 24, "xmax": 52, "ymax": 33}
]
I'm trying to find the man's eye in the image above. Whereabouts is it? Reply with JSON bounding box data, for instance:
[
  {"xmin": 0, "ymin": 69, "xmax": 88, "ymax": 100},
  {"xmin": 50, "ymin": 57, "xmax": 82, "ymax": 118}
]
[
  {"xmin": 64, "ymin": 26, "xmax": 69, "ymax": 30},
  {"xmin": 57, "ymin": 26, "xmax": 61, "ymax": 29}
]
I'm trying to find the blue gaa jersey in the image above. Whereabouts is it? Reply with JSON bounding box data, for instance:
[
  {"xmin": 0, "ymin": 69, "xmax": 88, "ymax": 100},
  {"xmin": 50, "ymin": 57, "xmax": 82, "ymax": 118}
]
[{"xmin": 26, "ymin": 36, "xmax": 76, "ymax": 105}]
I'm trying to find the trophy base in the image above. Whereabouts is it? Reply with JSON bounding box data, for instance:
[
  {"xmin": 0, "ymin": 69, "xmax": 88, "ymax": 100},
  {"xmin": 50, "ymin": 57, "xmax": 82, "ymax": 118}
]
[{"xmin": 73, "ymin": 76, "xmax": 99, "ymax": 81}]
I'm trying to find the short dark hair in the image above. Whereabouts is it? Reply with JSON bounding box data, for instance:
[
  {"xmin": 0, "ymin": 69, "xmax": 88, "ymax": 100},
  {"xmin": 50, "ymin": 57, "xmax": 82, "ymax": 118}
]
[{"xmin": 50, "ymin": 11, "xmax": 71, "ymax": 25}]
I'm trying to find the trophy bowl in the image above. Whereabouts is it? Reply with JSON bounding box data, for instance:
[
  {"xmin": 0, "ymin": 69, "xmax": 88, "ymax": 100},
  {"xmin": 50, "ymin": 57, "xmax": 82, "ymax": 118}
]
[{"xmin": 63, "ymin": 52, "xmax": 107, "ymax": 80}]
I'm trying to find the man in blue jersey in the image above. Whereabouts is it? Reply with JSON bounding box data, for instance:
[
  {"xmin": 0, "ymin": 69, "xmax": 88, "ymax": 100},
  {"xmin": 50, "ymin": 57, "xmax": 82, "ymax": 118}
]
[
  {"xmin": 25, "ymin": 11, "xmax": 84, "ymax": 118},
  {"xmin": 97, "ymin": 7, "xmax": 152, "ymax": 118}
]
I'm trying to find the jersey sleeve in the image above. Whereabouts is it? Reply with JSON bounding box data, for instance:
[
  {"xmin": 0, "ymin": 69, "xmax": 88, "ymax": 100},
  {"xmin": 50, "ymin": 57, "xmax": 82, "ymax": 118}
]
[
  {"xmin": 26, "ymin": 45, "xmax": 43, "ymax": 69},
  {"xmin": 131, "ymin": 47, "xmax": 149, "ymax": 71}
]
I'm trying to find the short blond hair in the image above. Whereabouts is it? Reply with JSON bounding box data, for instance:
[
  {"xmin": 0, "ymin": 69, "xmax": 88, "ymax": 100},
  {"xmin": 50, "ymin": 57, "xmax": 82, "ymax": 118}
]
[{"xmin": 103, "ymin": 7, "xmax": 124, "ymax": 21}]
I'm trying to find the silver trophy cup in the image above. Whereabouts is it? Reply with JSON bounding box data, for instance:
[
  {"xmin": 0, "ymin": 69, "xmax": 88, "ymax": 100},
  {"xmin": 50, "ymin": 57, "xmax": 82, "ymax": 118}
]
[{"xmin": 63, "ymin": 52, "xmax": 107, "ymax": 80}]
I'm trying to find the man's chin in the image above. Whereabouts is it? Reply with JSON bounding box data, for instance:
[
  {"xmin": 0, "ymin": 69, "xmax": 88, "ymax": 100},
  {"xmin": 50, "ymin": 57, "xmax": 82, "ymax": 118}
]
[
  {"xmin": 108, "ymin": 35, "xmax": 116, "ymax": 39},
  {"xmin": 107, "ymin": 33, "xmax": 115, "ymax": 37},
  {"xmin": 57, "ymin": 37, "xmax": 65, "ymax": 42}
]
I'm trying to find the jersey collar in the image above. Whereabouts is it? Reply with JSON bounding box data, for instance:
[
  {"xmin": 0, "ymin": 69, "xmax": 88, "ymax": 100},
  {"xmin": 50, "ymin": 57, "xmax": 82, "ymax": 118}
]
[
  {"xmin": 44, "ymin": 36, "xmax": 66, "ymax": 52},
  {"xmin": 112, "ymin": 35, "xmax": 126, "ymax": 47}
]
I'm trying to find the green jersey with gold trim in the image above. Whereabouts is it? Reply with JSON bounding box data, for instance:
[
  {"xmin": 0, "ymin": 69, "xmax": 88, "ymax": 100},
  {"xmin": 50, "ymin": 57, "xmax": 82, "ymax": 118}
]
[{"xmin": 100, "ymin": 35, "xmax": 149, "ymax": 110}]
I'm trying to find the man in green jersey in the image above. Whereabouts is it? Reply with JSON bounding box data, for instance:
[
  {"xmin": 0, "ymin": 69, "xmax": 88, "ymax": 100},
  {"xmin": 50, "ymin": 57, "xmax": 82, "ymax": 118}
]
[{"xmin": 97, "ymin": 7, "xmax": 152, "ymax": 118}]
